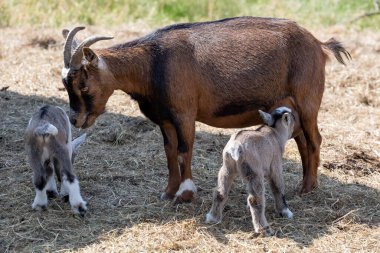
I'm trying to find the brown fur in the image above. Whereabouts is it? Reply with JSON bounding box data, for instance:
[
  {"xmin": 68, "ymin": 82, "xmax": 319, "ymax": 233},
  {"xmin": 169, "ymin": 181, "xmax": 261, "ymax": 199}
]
[{"xmin": 61, "ymin": 17, "xmax": 350, "ymax": 202}]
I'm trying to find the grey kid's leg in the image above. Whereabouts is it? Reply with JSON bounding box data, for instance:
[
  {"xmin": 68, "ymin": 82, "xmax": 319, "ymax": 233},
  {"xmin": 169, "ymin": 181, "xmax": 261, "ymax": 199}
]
[
  {"xmin": 206, "ymin": 157, "xmax": 237, "ymax": 223},
  {"xmin": 269, "ymin": 162, "xmax": 293, "ymax": 219}
]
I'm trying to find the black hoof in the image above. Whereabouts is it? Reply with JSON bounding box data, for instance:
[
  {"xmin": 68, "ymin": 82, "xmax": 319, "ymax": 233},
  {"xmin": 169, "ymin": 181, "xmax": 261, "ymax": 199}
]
[
  {"xmin": 47, "ymin": 190, "xmax": 58, "ymax": 199},
  {"xmin": 62, "ymin": 195, "xmax": 69, "ymax": 203}
]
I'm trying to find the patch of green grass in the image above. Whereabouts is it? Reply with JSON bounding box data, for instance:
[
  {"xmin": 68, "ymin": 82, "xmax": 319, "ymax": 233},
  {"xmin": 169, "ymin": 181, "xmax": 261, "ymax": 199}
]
[{"xmin": 0, "ymin": 0, "xmax": 379, "ymax": 30}]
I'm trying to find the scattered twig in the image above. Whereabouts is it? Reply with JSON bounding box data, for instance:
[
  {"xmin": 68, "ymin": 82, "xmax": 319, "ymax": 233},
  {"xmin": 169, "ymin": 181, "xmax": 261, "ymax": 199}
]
[
  {"xmin": 350, "ymin": 11, "xmax": 380, "ymax": 23},
  {"xmin": 0, "ymin": 86, "xmax": 9, "ymax": 92}
]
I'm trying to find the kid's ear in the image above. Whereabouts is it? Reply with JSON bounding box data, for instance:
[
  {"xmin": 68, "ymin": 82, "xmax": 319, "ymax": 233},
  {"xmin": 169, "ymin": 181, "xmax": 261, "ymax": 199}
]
[
  {"xmin": 259, "ymin": 110, "xmax": 274, "ymax": 126},
  {"xmin": 83, "ymin": 47, "xmax": 99, "ymax": 65},
  {"xmin": 282, "ymin": 113, "xmax": 291, "ymax": 127}
]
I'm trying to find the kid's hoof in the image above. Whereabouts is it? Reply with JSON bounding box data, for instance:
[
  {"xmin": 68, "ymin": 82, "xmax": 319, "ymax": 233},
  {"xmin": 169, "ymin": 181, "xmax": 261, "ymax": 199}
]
[
  {"xmin": 280, "ymin": 208, "xmax": 294, "ymax": 219},
  {"xmin": 72, "ymin": 201, "xmax": 88, "ymax": 217},
  {"xmin": 62, "ymin": 195, "xmax": 69, "ymax": 203},
  {"xmin": 258, "ymin": 226, "xmax": 274, "ymax": 237},
  {"xmin": 47, "ymin": 190, "xmax": 59, "ymax": 199},
  {"xmin": 32, "ymin": 203, "xmax": 47, "ymax": 211},
  {"xmin": 205, "ymin": 213, "xmax": 221, "ymax": 224}
]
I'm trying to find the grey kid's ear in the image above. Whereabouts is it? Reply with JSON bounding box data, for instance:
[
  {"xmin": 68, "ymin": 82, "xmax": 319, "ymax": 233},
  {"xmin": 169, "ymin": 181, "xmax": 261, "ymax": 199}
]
[
  {"xmin": 259, "ymin": 110, "xmax": 274, "ymax": 126},
  {"xmin": 83, "ymin": 47, "xmax": 99, "ymax": 65},
  {"xmin": 72, "ymin": 133, "xmax": 86, "ymax": 153},
  {"xmin": 282, "ymin": 113, "xmax": 291, "ymax": 127}
]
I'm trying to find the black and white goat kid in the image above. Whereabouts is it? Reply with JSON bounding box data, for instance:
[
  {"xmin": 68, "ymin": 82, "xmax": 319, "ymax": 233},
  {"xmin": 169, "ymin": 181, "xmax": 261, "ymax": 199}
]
[{"xmin": 25, "ymin": 105, "xmax": 87, "ymax": 216}]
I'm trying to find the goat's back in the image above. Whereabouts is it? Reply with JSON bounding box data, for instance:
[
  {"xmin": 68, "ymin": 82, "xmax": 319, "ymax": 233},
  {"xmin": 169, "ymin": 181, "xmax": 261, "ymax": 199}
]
[
  {"xmin": 25, "ymin": 105, "xmax": 70, "ymax": 145},
  {"xmin": 224, "ymin": 126, "xmax": 280, "ymax": 170}
]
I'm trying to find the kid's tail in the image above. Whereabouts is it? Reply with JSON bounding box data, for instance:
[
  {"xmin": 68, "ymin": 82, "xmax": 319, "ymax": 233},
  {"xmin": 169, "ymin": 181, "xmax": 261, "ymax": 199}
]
[{"xmin": 34, "ymin": 123, "xmax": 58, "ymax": 136}]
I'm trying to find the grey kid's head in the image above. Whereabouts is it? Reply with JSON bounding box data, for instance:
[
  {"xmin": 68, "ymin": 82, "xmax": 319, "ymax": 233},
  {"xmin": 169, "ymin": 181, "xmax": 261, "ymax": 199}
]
[{"xmin": 258, "ymin": 107, "xmax": 295, "ymax": 138}]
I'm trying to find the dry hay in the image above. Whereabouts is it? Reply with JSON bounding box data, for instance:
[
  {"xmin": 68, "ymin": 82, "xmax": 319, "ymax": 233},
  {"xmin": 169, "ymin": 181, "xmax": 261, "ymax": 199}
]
[{"xmin": 0, "ymin": 24, "xmax": 379, "ymax": 253}]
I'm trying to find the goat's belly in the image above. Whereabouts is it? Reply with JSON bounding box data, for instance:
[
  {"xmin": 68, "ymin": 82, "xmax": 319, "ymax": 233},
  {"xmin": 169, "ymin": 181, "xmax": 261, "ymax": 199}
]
[{"xmin": 197, "ymin": 110, "xmax": 263, "ymax": 128}]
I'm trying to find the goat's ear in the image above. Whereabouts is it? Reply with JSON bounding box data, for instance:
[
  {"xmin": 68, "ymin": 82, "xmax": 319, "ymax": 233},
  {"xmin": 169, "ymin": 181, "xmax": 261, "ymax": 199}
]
[
  {"xmin": 282, "ymin": 113, "xmax": 291, "ymax": 127},
  {"xmin": 83, "ymin": 47, "xmax": 99, "ymax": 65},
  {"xmin": 72, "ymin": 133, "xmax": 86, "ymax": 152},
  {"xmin": 259, "ymin": 110, "xmax": 274, "ymax": 126}
]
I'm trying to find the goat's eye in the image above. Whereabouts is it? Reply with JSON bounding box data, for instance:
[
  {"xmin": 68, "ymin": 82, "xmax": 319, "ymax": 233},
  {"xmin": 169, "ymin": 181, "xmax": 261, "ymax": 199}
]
[{"xmin": 80, "ymin": 86, "xmax": 89, "ymax": 93}]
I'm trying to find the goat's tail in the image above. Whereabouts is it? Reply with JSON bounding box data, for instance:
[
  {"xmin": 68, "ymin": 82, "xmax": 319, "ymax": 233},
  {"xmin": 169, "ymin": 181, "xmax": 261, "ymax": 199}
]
[
  {"xmin": 227, "ymin": 142, "xmax": 243, "ymax": 162},
  {"xmin": 34, "ymin": 123, "xmax": 58, "ymax": 137},
  {"xmin": 322, "ymin": 38, "xmax": 351, "ymax": 65}
]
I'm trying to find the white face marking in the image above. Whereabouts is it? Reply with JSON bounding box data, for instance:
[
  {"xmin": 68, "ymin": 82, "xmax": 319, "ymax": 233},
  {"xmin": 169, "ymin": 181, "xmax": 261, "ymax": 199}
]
[
  {"xmin": 61, "ymin": 67, "xmax": 69, "ymax": 80},
  {"xmin": 175, "ymin": 179, "xmax": 197, "ymax": 197}
]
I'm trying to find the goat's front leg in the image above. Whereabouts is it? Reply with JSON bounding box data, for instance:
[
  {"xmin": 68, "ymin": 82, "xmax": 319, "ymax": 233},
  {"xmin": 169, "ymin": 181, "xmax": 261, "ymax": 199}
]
[
  {"xmin": 244, "ymin": 166, "xmax": 272, "ymax": 236},
  {"xmin": 173, "ymin": 117, "xmax": 197, "ymax": 204},
  {"xmin": 269, "ymin": 161, "xmax": 293, "ymax": 219},
  {"xmin": 29, "ymin": 152, "xmax": 48, "ymax": 210},
  {"xmin": 159, "ymin": 122, "xmax": 181, "ymax": 200}
]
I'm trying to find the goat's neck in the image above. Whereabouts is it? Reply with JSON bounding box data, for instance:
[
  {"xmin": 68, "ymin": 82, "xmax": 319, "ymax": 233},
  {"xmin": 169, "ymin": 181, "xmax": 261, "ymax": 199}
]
[
  {"xmin": 98, "ymin": 47, "xmax": 151, "ymax": 96},
  {"xmin": 272, "ymin": 128, "xmax": 289, "ymax": 153}
]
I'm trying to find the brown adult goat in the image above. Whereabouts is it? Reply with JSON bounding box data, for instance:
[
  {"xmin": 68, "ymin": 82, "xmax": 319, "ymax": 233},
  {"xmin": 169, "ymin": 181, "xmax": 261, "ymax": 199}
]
[{"xmin": 61, "ymin": 17, "xmax": 350, "ymax": 203}]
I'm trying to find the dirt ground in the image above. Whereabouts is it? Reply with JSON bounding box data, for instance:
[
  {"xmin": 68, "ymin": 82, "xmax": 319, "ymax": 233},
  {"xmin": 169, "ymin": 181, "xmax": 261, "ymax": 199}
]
[{"xmin": 0, "ymin": 24, "xmax": 379, "ymax": 253}]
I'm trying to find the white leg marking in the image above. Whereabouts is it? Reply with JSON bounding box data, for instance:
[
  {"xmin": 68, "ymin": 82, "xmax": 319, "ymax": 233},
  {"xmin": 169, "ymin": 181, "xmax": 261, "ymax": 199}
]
[
  {"xmin": 60, "ymin": 180, "xmax": 69, "ymax": 197},
  {"xmin": 32, "ymin": 188, "xmax": 48, "ymax": 210},
  {"xmin": 175, "ymin": 179, "xmax": 197, "ymax": 197},
  {"xmin": 63, "ymin": 178, "xmax": 87, "ymax": 214},
  {"xmin": 281, "ymin": 208, "xmax": 294, "ymax": 219},
  {"xmin": 205, "ymin": 212, "xmax": 221, "ymax": 224},
  {"xmin": 46, "ymin": 176, "xmax": 58, "ymax": 193}
]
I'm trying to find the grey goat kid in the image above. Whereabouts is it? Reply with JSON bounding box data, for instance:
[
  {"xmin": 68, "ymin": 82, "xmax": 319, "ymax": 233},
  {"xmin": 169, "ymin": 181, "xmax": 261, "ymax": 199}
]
[
  {"xmin": 25, "ymin": 105, "xmax": 87, "ymax": 216},
  {"xmin": 206, "ymin": 106, "xmax": 296, "ymax": 236}
]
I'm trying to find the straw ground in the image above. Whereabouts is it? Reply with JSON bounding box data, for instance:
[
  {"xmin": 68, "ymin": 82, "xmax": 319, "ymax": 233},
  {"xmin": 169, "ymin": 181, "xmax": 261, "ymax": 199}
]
[{"xmin": 0, "ymin": 24, "xmax": 379, "ymax": 252}]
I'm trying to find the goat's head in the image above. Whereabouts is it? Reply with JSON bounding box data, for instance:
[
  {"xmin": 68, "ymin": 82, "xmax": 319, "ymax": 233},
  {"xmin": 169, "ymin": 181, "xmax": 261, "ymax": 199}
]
[
  {"xmin": 61, "ymin": 27, "xmax": 114, "ymax": 128},
  {"xmin": 258, "ymin": 107, "xmax": 295, "ymax": 139}
]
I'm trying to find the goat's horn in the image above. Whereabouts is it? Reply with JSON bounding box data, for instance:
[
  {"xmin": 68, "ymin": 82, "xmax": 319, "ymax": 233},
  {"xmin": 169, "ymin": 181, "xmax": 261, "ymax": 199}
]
[
  {"xmin": 70, "ymin": 35, "xmax": 114, "ymax": 69},
  {"xmin": 63, "ymin": 26, "xmax": 85, "ymax": 68}
]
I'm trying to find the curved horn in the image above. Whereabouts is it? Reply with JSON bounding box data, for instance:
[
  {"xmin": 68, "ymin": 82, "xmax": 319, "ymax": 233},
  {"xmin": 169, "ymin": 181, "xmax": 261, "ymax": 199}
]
[
  {"xmin": 70, "ymin": 35, "xmax": 114, "ymax": 69},
  {"xmin": 63, "ymin": 26, "xmax": 85, "ymax": 68}
]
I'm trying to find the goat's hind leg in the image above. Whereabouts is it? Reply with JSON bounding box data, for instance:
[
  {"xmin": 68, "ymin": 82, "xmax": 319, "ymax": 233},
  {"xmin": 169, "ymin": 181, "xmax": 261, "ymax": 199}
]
[
  {"xmin": 31, "ymin": 159, "xmax": 48, "ymax": 210},
  {"xmin": 245, "ymin": 168, "xmax": 273, "ymax": 236},
  {"xmin": 44, "ymin": 160, "xmax": 58, "ymax": 198},
  {"xmin": 206, "ymin": 159, "xmax": 237, "ymax": 223}
]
